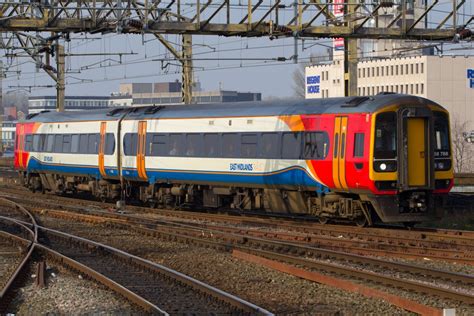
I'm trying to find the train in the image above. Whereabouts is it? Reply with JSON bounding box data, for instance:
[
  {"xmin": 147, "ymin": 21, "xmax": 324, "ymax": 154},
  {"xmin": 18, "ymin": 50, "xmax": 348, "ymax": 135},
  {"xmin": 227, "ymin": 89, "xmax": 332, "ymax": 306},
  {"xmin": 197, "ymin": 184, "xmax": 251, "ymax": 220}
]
[{"xmin": 14, "ymin": 94, "xmax": 454, "ymax": 226}]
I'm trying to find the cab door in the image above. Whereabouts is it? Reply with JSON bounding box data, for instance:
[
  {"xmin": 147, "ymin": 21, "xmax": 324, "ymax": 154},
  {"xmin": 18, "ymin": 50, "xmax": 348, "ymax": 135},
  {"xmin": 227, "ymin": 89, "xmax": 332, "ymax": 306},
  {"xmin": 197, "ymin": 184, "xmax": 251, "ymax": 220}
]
[
  {"xmin": 407, "ymin": 118, "xmax": 427, "ymax": 187},
  {"xmin": 136, "ymin": 121, "xmax": 148, "ymax": 181},
  {"xmin": 332, "ymin": 116, "xmax": 348, "ymax": 190}
]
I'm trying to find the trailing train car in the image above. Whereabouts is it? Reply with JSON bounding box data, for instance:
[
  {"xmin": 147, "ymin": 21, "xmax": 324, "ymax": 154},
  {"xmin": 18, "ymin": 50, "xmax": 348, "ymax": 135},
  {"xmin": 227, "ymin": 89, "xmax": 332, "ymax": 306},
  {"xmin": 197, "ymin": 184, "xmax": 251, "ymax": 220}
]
[{"xmin": 15, "ymin": 94, "xmax": 454, "ymax": 226}]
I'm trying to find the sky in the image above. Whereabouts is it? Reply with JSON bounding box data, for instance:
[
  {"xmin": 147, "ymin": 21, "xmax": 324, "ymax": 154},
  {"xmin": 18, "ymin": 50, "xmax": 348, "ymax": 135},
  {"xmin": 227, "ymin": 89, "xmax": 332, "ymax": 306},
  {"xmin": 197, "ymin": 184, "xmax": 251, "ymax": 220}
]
[{"xmin": 1, "ymin": 0, "xmax": 472, "ymax": 100}]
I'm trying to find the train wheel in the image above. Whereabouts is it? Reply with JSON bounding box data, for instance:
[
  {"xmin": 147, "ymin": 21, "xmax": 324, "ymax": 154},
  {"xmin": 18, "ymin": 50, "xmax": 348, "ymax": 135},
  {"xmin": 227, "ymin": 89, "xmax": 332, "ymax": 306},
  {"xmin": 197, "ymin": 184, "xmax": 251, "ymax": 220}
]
[
  {"xmin": 318, "ymin": 217, "xmax": 328, "ymax": 224},
  {"xmin": 355, "ymin": 216, "xmax": 368, "ymax": 227}
]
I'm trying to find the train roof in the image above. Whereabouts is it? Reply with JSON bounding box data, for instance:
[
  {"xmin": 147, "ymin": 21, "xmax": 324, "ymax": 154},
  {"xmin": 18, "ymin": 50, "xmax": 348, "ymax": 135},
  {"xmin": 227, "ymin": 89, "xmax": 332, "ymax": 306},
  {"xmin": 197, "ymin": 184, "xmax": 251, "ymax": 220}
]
[{"xmin": 23, "ymin": 94, "xmax": 446, "ymax": 123}]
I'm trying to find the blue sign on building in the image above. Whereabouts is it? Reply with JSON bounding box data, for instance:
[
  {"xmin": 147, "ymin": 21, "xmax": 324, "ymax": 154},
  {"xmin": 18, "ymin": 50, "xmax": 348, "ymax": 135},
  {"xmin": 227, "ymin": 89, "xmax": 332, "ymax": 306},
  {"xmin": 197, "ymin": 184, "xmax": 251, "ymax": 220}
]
[
  {"xmin": 468, "ymin": 69, "xmax": 474, "ymax": 88},
  {"xmin": 306, "ymin": 75, "xmax": 321, "ymax": 94}
]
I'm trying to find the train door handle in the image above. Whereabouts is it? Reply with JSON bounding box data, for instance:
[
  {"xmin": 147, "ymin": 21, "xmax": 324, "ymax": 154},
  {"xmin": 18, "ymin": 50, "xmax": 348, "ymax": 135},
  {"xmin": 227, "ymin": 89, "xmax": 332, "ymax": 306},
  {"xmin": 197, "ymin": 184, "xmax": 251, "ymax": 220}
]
[{"xmin": 420, "ymin": 151, "xmax": 425, "ymax": 158}]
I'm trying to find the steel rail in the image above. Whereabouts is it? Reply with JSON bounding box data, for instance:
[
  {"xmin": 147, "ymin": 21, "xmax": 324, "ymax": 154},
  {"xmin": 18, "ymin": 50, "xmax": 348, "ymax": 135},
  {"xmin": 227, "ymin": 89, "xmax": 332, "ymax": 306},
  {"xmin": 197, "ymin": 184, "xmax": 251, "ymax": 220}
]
[
  {"xmin": 2, "ymin": 186, "xmax": 473, "ymax": 250},
  {"xmin": 0, "ymin": 203, "xmax": 36, "ymax": 305},
  {"xmin": 7, "ymin": 191, "xmax": 474, "ymax": 255},
  {"xmin": 24, "ymin": 207, "xmax": 474, "ymax": 301},
  {"xmin": 3, "ymin": 213, "xmax": 273, "ymax": 315}
]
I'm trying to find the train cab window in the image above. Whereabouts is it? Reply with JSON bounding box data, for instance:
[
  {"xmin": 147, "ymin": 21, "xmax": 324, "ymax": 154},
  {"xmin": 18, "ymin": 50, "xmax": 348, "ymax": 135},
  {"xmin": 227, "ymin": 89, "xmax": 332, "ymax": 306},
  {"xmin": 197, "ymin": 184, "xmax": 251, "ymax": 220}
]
[
  {"xmin": 204, "ymin": 133, "xmax": 220, "ymax": 157},
  {"xmin": 353, "ymin": 133, "xmax": 365, "ymax": 157},
  {"xmin": 241, "ymin": 133, "xmax": 258, "ymax": 158},
  {"xmin": 222, "ymin": 133, "xmax": 239, "ymax": 158},
  {"xmin": 71, "ymin": 134, "xmax": 80, "ymax": 153},
  {"xmin": 24, "ymin": 135, "xmax": 33, "ymax": 151},
  {"xmin": 54, "ymin": 135, "xmax": 63, "ymax": 153},
  {"xmin": 186, "ymin": 134, "xmax": 203, "ymax": 157},
  {"xmin": 63, "ymin": 135, "xmax": 72, "ymax": 153},
  {"xmin": 303, "ymin": 132, "xmax": 329, "ymax": 159},
  {"xmin": 79, "ymin": 134, "xmax": 89, "ymax": 154},
  {"xmin": 434, "ymin": 112, "xmax": 450, "ymax": 157},
  {"xmin": 105, "ymin": 134, "xmax": 115, "ymax": 155},
  {"xmin": 259, "ymin": 132, "xmax": 279, "ymax": 158},
  {"xmin": 281, "ymin": 132, "xmax": 301, "ymax": 159},
  {"xmin": 374, "ymin": 112, "xmax": 397, "ymax": 159}
]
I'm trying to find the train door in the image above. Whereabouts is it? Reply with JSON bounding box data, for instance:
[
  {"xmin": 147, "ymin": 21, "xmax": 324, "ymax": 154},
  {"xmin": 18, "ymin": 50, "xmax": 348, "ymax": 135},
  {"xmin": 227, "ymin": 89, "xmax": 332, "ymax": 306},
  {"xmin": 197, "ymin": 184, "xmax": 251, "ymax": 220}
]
[
  {"xmin": 406, "ymin": 118, "xmax": 427, "ymax": 187},
  {"xmin": 98, "ymin": 122, "xmax": 107, "ymax": 178},
  {"xmin": 136, "ymin": 121, "xmax": 148, "ymax": 180},
  {"xmin": 332, "ymin": 116, "xmax": 348, "ymax": 190}
]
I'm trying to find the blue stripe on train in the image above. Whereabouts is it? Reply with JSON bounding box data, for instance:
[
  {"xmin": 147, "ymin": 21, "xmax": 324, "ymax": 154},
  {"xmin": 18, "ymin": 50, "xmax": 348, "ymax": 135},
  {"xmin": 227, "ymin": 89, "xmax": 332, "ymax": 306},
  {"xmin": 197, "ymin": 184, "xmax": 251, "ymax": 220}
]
[{"xmin": 27, "ymin": 158, "xmax": 329, "ymax": 193}]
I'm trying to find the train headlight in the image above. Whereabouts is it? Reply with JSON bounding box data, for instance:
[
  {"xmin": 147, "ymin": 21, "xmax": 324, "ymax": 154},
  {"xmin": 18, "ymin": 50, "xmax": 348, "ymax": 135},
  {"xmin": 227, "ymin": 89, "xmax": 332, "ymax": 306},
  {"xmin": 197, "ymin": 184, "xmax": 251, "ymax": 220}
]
[
  {"xmin": 434, "ymin": 159, "xmax": 451, "ymax": 171},
  {"xmin": 374, "ymin": 160, "xmax": 397, "ymax": 172}
]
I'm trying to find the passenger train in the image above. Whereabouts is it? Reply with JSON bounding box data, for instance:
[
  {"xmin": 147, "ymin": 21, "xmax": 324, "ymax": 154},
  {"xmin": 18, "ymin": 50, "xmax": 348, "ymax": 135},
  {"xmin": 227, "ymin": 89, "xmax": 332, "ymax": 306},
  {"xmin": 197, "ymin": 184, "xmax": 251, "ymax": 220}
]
[{"xmin": 14, "ymin": 94, "xmax": 454, "ymax": 226}]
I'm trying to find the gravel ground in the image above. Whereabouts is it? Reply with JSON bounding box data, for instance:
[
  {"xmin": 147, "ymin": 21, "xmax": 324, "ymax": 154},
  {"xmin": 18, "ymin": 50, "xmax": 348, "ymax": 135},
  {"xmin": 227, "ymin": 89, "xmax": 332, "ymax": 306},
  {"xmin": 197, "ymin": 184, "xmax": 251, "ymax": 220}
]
[
  {"xmin": 37, "ymin": 216, "xmax": 413, "ymax": 315},
  {"xmin": 7, "ymin": 260, "xmax": 140, "ymax": 315}
]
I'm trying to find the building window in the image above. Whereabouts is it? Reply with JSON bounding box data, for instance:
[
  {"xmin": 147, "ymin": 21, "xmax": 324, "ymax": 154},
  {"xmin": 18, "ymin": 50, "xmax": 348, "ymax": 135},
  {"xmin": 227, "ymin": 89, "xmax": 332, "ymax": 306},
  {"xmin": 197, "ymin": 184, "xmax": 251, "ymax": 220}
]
[
  {"xmin": 406, "ymin": 64, "xmax": 409, "ymax": 74},
  {"xmin": 322, "ymin": 71, "xmax": 325, "ymax": 81},
  {"xmin": 372, "ymin": 67, "xmax": 375, "ymax": 77},
  {"xmin": 358, "ymin": 69, "xmax": 361, "ymax": 78},
  {"xmin": 416, "ymin": 63, "xmax": 419, "ymax": 74},
  {"xmin": 410, "ymin": 64, "xmax": 414, "ymax": 74},
  {"xmin": 381, "ymin": 67, "xmax": 384, "ymax": 76},
  {"xmin": 421, "ymin": 63, "xmax": 424, "ymax": 74},
  {"xmin": 401, "ymin": 65, "xmax": 404, "ymax": 75},
  {"xmin": 421, "ymin": 83, "xmax": 424, "ymax": 94},
  {"xmin": 326, "ymin": 71, "xmax": 329, "ymax": 80},
  {"xmin": 395, "ymin": 65, "xmax": 399, "ymax": 76},
  {"xmin": 406, "ymin": 84, "xmax": 409, "ymax": 94},
  {"xmin": 410, "ymin": 84, "xmax": 414, "ymax": 94}
]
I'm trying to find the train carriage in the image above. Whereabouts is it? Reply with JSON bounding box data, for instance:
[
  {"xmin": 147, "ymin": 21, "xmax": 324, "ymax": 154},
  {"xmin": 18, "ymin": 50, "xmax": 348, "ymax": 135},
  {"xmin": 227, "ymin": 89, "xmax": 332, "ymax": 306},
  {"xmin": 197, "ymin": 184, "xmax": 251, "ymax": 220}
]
[{"xmin": 15, "ymin": 94, "xmax": 454, "ymax": 225}]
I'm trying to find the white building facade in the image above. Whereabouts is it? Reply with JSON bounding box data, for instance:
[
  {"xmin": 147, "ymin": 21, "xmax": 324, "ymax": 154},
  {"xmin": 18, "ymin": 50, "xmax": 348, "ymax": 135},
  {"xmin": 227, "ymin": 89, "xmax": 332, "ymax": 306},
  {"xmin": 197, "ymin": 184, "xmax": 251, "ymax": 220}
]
[{"xmin": 305, "ymin": 55, "xmax": 474, "ymax": 129}]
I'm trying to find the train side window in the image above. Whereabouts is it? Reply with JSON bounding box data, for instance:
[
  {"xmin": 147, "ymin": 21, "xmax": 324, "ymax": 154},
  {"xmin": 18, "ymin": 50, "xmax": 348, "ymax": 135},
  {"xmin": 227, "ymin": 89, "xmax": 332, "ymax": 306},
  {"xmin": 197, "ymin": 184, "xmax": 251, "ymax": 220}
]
[
  {"xmin": 353, "ymin": 133, "xmax": 365, "ymax": 157},
  {"xmin": 63, "ymin": 134, "xmax": 72, "ymax": 153},
  {"xmin": 79, "ymin": 134, "xmax": 89, "ymax": 154},
  {"xmin": 204, "ymin": 133, "xmax": 220, "ymax": 157},
  {"xmin": 340, "ymin": 133, "xmax": 346, "ymax": 159},
  {"xmin": 54, "ymin": 135, "xmax": 63, "ymax": 153},
  {"xmin": 333, "ymin": 133, "xmax": 339, "ymax": 158},
  {"xmin": 71, "ymin": 134, "xmax": 80, "ymax": 153},
  {"xmin": 32, "ymin": 135, "xmax": 41, "ymax": 152},
  {"xmin": 46, "ymin": 135, "xmax": 54, "ymax": 153},
  {"xmin": 124, "ymin": 133, "xmax": 138, "ymax": 156},
  {"xmin": 39, "ymin": 134, "xmax": 47, "ymax": 152},
  {"xmin": 25, "ymin": 135, "xmax": 33, "ymax": 151},
  {"xmin": 88, "ymin": 134, "xmax": 98, "ymax": 154},
  {"xmin": 241, "ymin": 133, "xmax": 258, "ymax": 158},
  {"xmin": 281, "ymin": 132, "xmax": 301, "ymax": 159},
  {"xmin": 303, "ymin": 132, "xmax": 329, "ymax": 159},
  {"xmin": 149, "ymin": 133, "xmax": 167, "ymax": 156},
  {"xmin": 222, "ymin": 133, "xmax": 239, "ymax": 158},
  {"xmin": 105, "ymin": 133, "xmax": 115, "ymax": 155},
  {"xmin": 259, "ymin": 132, "xmax": 279, "ymax": 158},
  {"xmin": 186, "ymin": 133, "xmax": 203, "ymax": 157},
  {"xmin": 169, "ymin": 134, "xmax": 185, "ymax": 156}
]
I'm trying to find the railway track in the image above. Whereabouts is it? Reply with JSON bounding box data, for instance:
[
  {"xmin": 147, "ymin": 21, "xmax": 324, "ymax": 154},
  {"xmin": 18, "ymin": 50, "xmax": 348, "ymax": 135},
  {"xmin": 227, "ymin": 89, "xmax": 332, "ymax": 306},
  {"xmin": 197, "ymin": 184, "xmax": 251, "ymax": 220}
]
[
  {"xmin": 0, "ymin": 198, "xmax": 37, "ymax": 311},
  {"xmin": 0, "ymin": 198, "xmax": 271, "ymax": 315},
  {"xmin": 2, "ymin": 185, "xmax": 473, "ymax": 265},
  {"xmin": 15, "ymin": 199, "xmax": 474, "ymax": 309}
]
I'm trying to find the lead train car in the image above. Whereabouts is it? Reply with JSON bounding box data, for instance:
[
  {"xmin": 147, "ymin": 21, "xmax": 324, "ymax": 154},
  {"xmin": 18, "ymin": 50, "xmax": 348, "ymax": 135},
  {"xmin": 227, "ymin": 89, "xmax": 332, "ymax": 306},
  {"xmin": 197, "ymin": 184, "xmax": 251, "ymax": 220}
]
[{"xmin": 15, "ymin": 94, "xmax": 454, "ymax": 225}]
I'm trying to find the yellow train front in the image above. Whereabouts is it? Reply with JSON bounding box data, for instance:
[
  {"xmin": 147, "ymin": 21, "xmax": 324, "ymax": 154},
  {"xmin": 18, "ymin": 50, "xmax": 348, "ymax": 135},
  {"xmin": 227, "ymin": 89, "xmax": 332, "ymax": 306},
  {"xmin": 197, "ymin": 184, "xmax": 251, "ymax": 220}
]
[{"xmin": 338, "ymin": 95, "xmax": 454, "ymax": 225}]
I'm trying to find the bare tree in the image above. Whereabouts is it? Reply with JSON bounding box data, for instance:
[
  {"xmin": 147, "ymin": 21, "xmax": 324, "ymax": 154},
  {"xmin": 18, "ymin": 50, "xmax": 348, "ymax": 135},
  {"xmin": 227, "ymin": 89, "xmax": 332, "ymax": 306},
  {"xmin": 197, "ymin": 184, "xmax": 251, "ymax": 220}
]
[
  {"xmin": 451, "ymin": 116, "xmax": 474, "ymax": 173},
  {"xmin": 292, "ymin": 52, "xmax": 329, "ymax": 99},
  {"xmin": 292, "ymin": 63, "xmax": 306, "ymax": 99}
]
